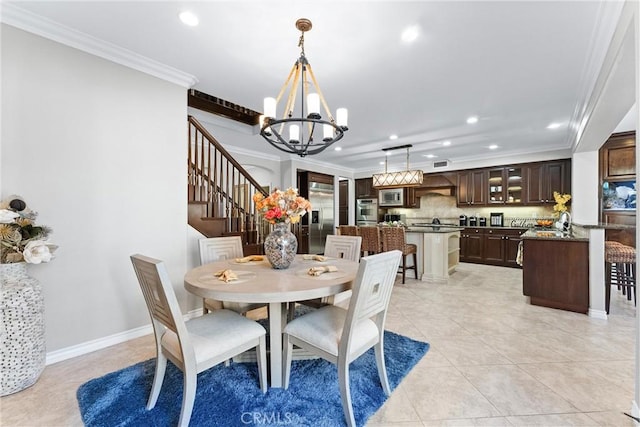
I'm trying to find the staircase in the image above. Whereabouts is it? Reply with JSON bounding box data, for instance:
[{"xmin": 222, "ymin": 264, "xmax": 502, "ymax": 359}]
[{"xmin": 188, "ymin": 115, "xmax": 268, "ymax": 255}]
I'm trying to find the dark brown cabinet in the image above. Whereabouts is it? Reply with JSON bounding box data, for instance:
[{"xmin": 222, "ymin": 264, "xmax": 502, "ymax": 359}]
[
  {"xmin": 457, "ymin": 170, "xmax": 487, "ymax": 206},
  {"xmin": 503, "ymin": 230, "xmax": 523, "ymax": 268},
  {"xmin": 522, "ymin": 238, "xmax": 589, "ymax": 313},
  {"xmin": 460, "ymin": 227, "xmax": 524, "ymax": 267},
  {"xmin": 482, "ymin": 228, "xmax": 524, "ymax": 267},
  {"xmin": 525, "ymin": 160, "xmax": 570, "ymax": 204},
  {"xmin": 487, "ymin": 166, "xmax": 524, "ymax": 205},
  {"xmin": 601, "ymin": 131, "xmax": 635, "ymax": 181},
  {"xmin": 355, "ymin": 178, "xmax": 375, "ymax": 199},
  {"xmin": 338, "ymin": 179, "xmax": 348, "ymax": 225},
  {"xmin": 455, "ymin": 160, "xmax": 570, "ymax": 207},
  {"xmin": 599, "ymin": 131, "xmax": 636, "ymax": 247},
  {"xmin": 403, "ymin": 187, "xmax": 420, "ymax": 208},
  {"xmin": 460, "ymin": 228, "xmax": 483, "ymax": 262}
]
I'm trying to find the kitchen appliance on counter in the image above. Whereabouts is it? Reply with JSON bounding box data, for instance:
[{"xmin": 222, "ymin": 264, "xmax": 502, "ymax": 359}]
[
  {"xmin": 356, "ymin": 198, "xmax": 378, "ymax": 226},
  {"xmin": 490, "ymin": 212, "xmax": 504, "ymax": 227},
  {"xmin": 479, "ymin": 217, "xmax": 487, "ymax": 226},
  {"xmin": 378, "ymin": 188, "xmax": 404, "ymax": 207},
  {"xmin": 459, "ymin": 215, "xmax": 467, "ymax": 226},
  {"xmin": 383, "ymin": 213, "xmax": 404, "ymax": 223},
  {"xmin": 309, "ymin": 181, "xmax": 334, "ymax": 254},
  {"xmin": 469, "ymin": 216, "xmax": 478, "ymax": 226}
]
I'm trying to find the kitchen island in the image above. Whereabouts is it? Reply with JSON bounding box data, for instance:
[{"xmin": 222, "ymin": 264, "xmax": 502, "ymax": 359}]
[
  {"xmin": 406, "ymin": 225, "xmax": 463, "ymax": 283},
  {"xmin": 521, "ymin": 228, "xmax": 590, "ymax": 313}
]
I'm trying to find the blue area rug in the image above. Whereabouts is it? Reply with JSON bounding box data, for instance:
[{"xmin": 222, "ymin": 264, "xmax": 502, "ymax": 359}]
[{"xmin": 77, "ymin": 331, "xmax": 428, "ymax": 427}]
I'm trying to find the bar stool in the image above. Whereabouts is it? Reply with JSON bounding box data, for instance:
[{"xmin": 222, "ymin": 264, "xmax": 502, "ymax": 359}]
[
  {"xmin": 379, "ymin": 226, "xmax": 418, "ymax": 284},
  {"xmin": 359, "ymin": 226, "xmax": 382, "ymax": 256},
  {"xmin": 605, "ymin": 241, "xmax": 625, "ymax": 292},
  {"xmin": 604, "ymin": 243, "xmax": 636, "ymax": 314},
  {"xmin": 337, "ymin": 225, "xmax": 359, "ymax": 236}
]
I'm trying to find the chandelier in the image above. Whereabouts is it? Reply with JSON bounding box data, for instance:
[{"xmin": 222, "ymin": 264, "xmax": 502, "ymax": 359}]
[
  {"xmin": 372, "ymin": 145, "xmax": 424, "ymax": 188},
  {"xmin": 260, "ymin": 18, "xmax": 348, "ymax": 157}
]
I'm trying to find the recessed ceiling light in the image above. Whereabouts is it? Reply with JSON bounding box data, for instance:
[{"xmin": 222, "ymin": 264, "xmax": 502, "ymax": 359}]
[
  {"xmin": 179, "ymin": 11, "xmax": 199, "ymax": 27},
  {"xmin": 401, "ymin": 26, "xmax": 420, "ymax": 43},
  {"xmin": 488, "ymin": 144, "xmax": 498, "ymax": 150},
  {"xmin": 546, "ymin": 122, "xmax": 562, "ymax": 129},
  {"xmin": 466, "ymin": 116, "xmax": 479, "ymax": 124},
  {"xmin": 379, "ymin": 161, "xmax": 385, "ymax": 165},
  {"xmin": 442, "ymin": 140, "xmax": 451, "ymax": 146},
  {"xmin": 334, "ymin": 147, "xmax": 342, "ymax": 151},
  {"xmin": 424, "ymin": 154, "xmax": 437, "ymax": 159},
  {"xmin": 389, "ymin": 134, "xmax": 398, "ymax": 140}
]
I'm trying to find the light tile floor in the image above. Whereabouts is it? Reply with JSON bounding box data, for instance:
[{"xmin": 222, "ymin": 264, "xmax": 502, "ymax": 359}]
[{"xmin": 1, "ymin": 263, "xmax": 637, "ymax": 426}]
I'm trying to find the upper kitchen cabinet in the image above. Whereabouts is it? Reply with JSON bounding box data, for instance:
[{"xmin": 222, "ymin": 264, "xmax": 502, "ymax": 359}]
[
  {"xmin": 457, "ymin": 170, "xmax": 487, "ymax": 206},
  {"xmin": 600, "ymin": 131, "xmax": 636, "ymax": 181},
  {"xmin": 355, "ymin": 178, "xmax": 375, "ymax": 199},
  {"xmin": 599, "ymin": 131, "xmax": 636, "ymax": 247},
  {"xmin": 525, "ymin": 159, "xmax": 571, "ymax": 204},
  {"xmin": 404, "ymin": 187, "xmax": 420, "ymax": 208},
  {"xmin": 487, "ymin": 166, "xmax": 524, "ymax": 205}
]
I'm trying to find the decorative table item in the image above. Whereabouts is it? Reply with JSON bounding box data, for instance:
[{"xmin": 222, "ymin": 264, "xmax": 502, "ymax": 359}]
[
  {"xmin": 264, "ymin": 223, "xmax": 298, "ymax": 269},
  {"xmin": 0, "ymin": 196, "xmax": 57, "ymax": 396},
  {"xmin": 253, "ymin": 188, "xmax": 311, "ymax": 269}
]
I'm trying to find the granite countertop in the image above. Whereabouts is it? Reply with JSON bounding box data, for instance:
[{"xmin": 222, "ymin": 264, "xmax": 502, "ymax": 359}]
[
  {"xmin": 458, "ymin": 225, "xmax": 528, "ymax": 230},
  {"xmin": 406, "ymin": 225, "xmax": 464, "ymax": 233},
  {"xmin": 520, "ymin": 228, "xmax": 589, "ymax": 242},
  {"xmin": 576, "ymin": 222, "xmax": 636, "ymax": 230}
]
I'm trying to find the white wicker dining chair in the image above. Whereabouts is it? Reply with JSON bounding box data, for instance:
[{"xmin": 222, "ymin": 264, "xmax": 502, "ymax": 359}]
[
  {"xmin": 283, "ymin": 250, "xmax": 402, "ymax": 427},
  {"xmin": 130, "ymin": 254, "xmax": 267, "ymax": 427},
  {"xmin": 199, "ymin": 236, "xmax": 268, "ymax": 315}
]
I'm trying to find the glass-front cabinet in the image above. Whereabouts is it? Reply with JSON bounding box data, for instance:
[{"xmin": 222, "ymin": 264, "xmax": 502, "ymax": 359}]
[
  {"xmin": 488, "ymin": 169, "xmax": 504, "ymax": 203},
  {"xmin": 488, "ymin": 166, "xmax": 523, "ymax": 204},
  {"xmin": 506, "ymin": 167, "xmax": 523, "ymax": 203}
]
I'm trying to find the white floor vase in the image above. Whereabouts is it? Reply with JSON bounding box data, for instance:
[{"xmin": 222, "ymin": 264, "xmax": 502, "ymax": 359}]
[{"xmin": 1, "ymin": 262, "xmax": 46, "ymax": 396}]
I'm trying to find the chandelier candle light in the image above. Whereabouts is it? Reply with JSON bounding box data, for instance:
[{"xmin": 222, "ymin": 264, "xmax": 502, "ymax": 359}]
[{"xmin": 260, "ymin": 18, "xmax": 348, "ymax": 157}]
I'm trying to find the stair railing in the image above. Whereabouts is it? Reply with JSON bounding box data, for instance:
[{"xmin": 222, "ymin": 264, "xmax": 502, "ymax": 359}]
[{"xmin": 188, "ymin": 116, "xmax": 269, "ymax": 246}]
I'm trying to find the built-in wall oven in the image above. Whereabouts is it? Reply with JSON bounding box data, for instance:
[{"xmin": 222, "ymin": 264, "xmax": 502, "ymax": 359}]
[{"xmin": 356, "ymin": 198, "xmax": 378, "ymax": 225}]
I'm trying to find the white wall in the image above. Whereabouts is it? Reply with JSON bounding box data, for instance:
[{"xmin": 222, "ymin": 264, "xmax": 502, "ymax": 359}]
[
  {"xmin": 571, "ymin": 151, "xmax": 600, "ymax": 225},
  {"xmin": 1, "ymin": 25, "xmax": 189, "ymax": 352}
]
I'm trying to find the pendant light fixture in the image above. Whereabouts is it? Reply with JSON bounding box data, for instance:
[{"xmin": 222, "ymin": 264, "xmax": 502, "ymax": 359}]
[
  {"xmin": 372, "ymin": 144, "xmax": 424, "ymax": 188},
  {"xmin": 259, "ymin": 18, "xmax": 348, "ymax": 157}
]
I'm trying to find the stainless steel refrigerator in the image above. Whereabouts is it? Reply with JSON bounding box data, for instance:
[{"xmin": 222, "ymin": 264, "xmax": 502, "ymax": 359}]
[{"xmin": 308, "ymin": 181, "xmax": 334, "ymax": 255}]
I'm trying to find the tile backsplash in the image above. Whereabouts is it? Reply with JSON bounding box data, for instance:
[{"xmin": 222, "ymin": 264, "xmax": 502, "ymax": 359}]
[{"xmin": 386, "ymin": 193, "xmax": 554, "ymax": 227}]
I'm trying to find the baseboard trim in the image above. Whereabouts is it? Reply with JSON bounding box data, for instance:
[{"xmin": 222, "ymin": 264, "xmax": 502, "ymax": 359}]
[
  {"xmin": 45, "ymin": 309, "xmax": 202, "ymax": 365},
  {"xmin": 588, "ymin": 308, "xmax": 608, "ymax": 320}
]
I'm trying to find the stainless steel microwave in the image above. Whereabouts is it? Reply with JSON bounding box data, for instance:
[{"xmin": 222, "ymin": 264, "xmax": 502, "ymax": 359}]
[{"xmin": 379, "ymin": 188, "xmax": 404, "ymax": 207}]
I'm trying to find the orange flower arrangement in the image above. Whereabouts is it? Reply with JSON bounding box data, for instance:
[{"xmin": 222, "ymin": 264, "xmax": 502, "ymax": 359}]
[{"xmin": 253, "ymin": 187, "xmax": 311, "ymax": 225}]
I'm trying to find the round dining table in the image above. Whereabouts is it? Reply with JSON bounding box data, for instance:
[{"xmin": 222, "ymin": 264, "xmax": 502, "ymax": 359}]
[{"xmin": 184, "ymin": 254, "xmax": 359, "ymax": 387}]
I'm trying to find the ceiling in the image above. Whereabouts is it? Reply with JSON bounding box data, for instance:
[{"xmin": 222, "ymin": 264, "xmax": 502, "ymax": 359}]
[{"xmin": 3, "ymin": 1, "xmax": 634, "ymax": 173}]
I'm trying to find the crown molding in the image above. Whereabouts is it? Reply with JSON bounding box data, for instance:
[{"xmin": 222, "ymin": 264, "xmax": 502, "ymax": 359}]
[{"xmin": 0, "ymin": 3, "xmax": 198, "ymax": 88}]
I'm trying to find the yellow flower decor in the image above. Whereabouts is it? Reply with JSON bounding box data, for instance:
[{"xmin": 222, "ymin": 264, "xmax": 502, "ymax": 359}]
[
  {"xmin": 253, "ymin": 187, "xmax": 312, "ymax": 225},
  {"xmin": 552, "ymin": 191, "xmax": 571, "ymax": 217}
]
